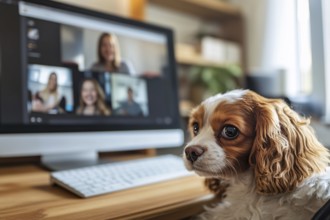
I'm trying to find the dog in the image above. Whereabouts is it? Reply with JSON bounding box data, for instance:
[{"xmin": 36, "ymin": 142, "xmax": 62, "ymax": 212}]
[{"xmin": 183, "ymin": 89, "xmax": 330, "ymax": 220}]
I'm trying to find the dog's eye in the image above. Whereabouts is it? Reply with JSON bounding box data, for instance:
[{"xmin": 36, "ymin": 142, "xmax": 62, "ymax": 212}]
[
  {"xmin": 192, "ymin": 122, "xmax": 199, "ymax": 136},
  {"xmin": 221, "ymin": 125, "xmax": 239, "ymax": 139}
]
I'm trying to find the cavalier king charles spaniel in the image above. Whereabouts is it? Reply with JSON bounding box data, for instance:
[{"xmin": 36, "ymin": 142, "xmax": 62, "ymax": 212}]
[{"xmin": 183, "ymin": 89, "xmax": 330, "ymax": 220}]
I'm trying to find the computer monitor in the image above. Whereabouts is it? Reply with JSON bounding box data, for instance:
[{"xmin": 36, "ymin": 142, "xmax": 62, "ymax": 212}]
[{"xmin": 0, "ymin": 0, "xmax": 183, "ymax": 168}]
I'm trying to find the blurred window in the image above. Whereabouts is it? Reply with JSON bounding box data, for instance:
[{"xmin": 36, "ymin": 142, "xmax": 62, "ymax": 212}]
[{"xmin": 296, "ymin": 0, "xmax": 312, "ymax": 94}]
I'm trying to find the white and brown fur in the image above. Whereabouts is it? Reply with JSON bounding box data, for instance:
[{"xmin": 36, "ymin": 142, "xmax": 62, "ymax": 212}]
[{"xmin": 183, "ymin": 89, "xmax": 330, "ymax": 220}]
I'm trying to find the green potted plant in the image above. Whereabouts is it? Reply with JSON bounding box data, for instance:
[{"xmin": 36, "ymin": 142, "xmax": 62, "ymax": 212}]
[{"xmin": 189, "ymin": 64, "xmax": 242, "ymax": 105}]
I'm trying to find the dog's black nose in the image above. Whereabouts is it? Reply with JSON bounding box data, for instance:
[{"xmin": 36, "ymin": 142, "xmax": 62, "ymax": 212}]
[{"xmin": 185, "ymin": 145, "xmax": 205, "ymax": 162}]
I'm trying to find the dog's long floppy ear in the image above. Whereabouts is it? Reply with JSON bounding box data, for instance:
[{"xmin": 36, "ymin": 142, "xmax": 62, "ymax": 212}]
[{"xmin": 247, "ymin": 92, "xmax": 330, "ymax": 195}]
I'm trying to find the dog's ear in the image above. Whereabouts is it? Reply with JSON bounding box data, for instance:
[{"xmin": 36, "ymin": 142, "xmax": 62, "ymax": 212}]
[{"xmin": 247, "ymin": 92, "xmax": 329, "ymax": 195}]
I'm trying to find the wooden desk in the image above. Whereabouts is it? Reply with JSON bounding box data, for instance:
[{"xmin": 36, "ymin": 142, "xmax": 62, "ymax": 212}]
[{"xmin": 0, "ymin": 165, "xmax": 215, "ymax": 220}]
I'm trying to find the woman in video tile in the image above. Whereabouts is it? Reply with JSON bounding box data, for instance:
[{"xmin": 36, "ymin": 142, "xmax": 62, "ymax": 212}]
[
  {"xmin": 91, "ymin": 33, "xmax": 130, "ymax": 74},
  {"xmin": 76, "ymin": 78, "xmax": 111, "ymax": 116},
  {"xmin": 32, "ymin": 72, "xmax": 65, "ymax": 114}
]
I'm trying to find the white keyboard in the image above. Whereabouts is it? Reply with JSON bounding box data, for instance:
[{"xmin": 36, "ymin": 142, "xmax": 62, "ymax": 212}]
[{"xmin": 50, "ymin": 155, "xmax": 194, "ymax": 198}]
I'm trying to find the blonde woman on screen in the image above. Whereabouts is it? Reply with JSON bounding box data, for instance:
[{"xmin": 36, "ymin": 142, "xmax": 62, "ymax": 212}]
[
  {"xmin": 91, "ymin": 33, "xmax": 131, "ymax": 74},
  {"xmin": 32, "ymin": 72, "xmax": 64, "ymax": 113},
  {"xmin": 76, "ymin": 78, "xmax": 111, "ymax": 116}
]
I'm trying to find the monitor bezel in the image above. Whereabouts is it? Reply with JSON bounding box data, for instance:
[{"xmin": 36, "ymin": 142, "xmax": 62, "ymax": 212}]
[{"xmin": 0, "ymin": 0, "xmax": 181, "ymax": 134}]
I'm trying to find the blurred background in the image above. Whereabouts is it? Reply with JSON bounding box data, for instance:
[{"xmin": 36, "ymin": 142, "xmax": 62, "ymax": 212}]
[{"xmin": 56, "ymin": 0, "xmax": 330, "ymax": 150}]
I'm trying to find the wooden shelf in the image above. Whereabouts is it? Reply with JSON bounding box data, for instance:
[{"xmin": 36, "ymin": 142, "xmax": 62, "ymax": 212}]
[
  {"xmin": 148, "ymin": 0, "xmax": 241, "ymax": 21},
  {"xmin": 177, "ymin": 53, "xmax": 231, "ymax": 68},
  {"xmin": 175, "ymin": 43, "xmax": 233, "ymax": 68}
]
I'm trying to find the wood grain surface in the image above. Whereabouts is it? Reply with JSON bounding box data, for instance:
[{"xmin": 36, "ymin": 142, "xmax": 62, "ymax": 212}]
[{"xmin": 0, "ymin": 165, "xmax": 215, "ymax": 220}]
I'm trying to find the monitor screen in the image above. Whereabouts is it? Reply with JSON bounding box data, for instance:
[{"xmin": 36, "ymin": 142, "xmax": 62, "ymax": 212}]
[{"xmin": 0, "ymin": 0, "xmax": 181, "ymax": 134}]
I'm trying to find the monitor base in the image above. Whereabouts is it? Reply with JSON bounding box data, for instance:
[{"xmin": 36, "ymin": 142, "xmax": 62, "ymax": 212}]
[{"xmin": 41, "ymin": 151, "xmax": 110, "ymax": 171}]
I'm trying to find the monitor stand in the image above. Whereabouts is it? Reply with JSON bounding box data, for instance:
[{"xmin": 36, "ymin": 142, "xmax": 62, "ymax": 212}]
[{"xmin": 41, "ymin": 151, "xmax": 110, "ymax": 171}]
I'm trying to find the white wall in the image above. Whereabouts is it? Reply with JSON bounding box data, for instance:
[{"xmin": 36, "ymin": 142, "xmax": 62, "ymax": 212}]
[
  {"xmin": 309, "ymin": 0, "xmax": 330, "ymax": 120},
  {"xmin": 228, "ymin": 0, "xmax": 267, "ymax": 72},
  {"xmin": 229, "ymin": 0, "xmax": 299, "ymax": 96},
  {"xmin": 321, "ymin": 0, "xmax": 330, "ymax": 123}
]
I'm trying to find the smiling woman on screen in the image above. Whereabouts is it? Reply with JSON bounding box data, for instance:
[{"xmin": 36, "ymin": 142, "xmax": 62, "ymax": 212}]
[{"xmin": 91, "ymin": 33, "xmax": 131, "ymax": 74}]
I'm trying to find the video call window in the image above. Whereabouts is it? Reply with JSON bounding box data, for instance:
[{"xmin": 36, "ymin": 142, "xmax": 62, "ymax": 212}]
[
  {"xmin": 20, "ymin": 1, "xmax": 175, "ymax": 125},
  {"xmin": 112, "ymin": 74, "xmax": 148, "ymax": 117},
  {"xmin": 27, "ymin": 63, "xmax": 149, "ymax": 119},
  {"xmin": 60, "ymin": 24, "xmax": 167, "ymax": 78},
  {"xmin": 76, "ymin": 75, "xmax": 111, "ymax": 116},
  {"xmin": 28, "ymin": 64, "xmax": 73, "ymax": 115}
]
